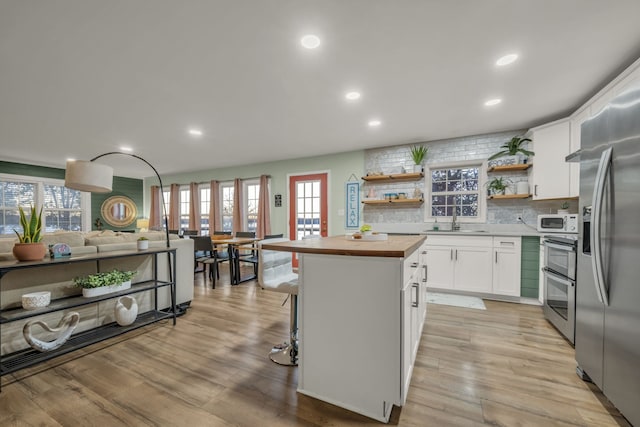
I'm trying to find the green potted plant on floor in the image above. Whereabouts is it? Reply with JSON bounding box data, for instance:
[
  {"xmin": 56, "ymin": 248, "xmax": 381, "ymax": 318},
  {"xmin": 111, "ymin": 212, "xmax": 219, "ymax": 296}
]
[
  {"xmin": 74, "ymin": 269, "xmax": 137, "ymax": 297},
  {"xmin": 410, "ymin": 145, "xmax": 428, "ymax": 173},
  {"xmin": 12, "ymin": 205, "xmax": 46, "ymax": 261}
]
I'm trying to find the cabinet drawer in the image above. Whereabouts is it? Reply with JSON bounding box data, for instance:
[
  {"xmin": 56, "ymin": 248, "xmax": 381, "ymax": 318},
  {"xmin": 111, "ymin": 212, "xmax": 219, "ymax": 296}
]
[
  {"xmin": 493, "ymin": 236, "xmax": 520, "ymax": 251},
  {"xmin": 425, "ymin": 235, "xmax": 493, "ymax": 247},
  {"xmin": 403, "ymin": 250, "xmax": 420, "ymax": 284}
]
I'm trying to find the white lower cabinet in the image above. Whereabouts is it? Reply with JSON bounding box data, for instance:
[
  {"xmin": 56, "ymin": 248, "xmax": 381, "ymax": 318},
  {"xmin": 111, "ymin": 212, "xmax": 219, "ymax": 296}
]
[
  {"xmin": 425, "ymin": 235, "xmax": 521, "ymax": 298},
  {"xmin": 401, "ymin": 246, "xmax": 426, "ymax": 404},
  {"xmin": 454, "ymin": 246, "xmax": 493, "ymax": 293},
  {"xmin": 492, "ymin": 237, "xmax": 522, "ymax": 296}
]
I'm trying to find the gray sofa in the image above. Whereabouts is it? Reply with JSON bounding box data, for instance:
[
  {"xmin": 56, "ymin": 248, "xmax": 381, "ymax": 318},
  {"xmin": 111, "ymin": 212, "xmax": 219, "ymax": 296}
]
[{"xmin": 0, "ymin": 230, "xmax": 194, "ymax": 355}]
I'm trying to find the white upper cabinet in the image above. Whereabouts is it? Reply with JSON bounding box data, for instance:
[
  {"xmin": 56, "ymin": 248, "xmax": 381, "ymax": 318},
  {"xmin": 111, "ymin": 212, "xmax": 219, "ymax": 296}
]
[{"xmin": 528, "ymin": 119, "xmax": 572, "ymax": 200}]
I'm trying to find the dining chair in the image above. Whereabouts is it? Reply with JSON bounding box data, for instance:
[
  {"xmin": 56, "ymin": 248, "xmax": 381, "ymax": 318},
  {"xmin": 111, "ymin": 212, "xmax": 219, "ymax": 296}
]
[
  {"xmin": 192, "ymin": 236, "xmax": 214, "ymax": 276},
  {"xmin": 258, "ymin": 238, "xmax": 299, "ymax": 365},
  {"xmin": 264, "ymin": 234, "xmax": 284, "ymax": 239},
  {"xmin": 235, "ymin": 231, "xmax": 258, "ymax": 277},
  {"xmin": 182, "ymin": 229, "xmax": 198, "ymax": 237},
  {"xmin": 206, "ymin": 231, "xmax": 232, "ymax": 288}
]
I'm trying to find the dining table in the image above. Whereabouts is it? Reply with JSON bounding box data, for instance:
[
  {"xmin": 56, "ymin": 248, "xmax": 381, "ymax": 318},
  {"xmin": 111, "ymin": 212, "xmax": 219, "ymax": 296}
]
[{"xmin": 210, "ymin": 236, "xmax": 260, "ymax": 285}]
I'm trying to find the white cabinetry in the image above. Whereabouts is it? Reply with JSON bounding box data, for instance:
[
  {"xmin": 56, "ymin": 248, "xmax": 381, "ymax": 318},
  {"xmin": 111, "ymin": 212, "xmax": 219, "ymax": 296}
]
[
  {"xmin": 569, "ymin": 108, "xmax": 591, "ymax": 197},
  {"xmin": 296, "ymin": 237, "xmax": 426, "ymax": 423},
  {"xmin": 492, "ymin": 237, "xmax": 522, "ymax": 297},
  {"xmin": 425, "ymin": 234, "xmax": 522, "ymax": 298},
  {"xmin": 424, "ymin": 235, "xmax": 492, "ymax": 293},
  {"xmin": 401, "ymin": 247, "xmax": 426, "ymax": 403},
  {"xmin": 528, "ymin": 119, "xmax": 572, "ymax": 200}
]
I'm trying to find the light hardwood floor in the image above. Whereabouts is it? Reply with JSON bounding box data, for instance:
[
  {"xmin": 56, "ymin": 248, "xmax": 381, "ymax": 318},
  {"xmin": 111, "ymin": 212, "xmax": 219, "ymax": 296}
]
[{"xmin": 0, "ymin": 267, "xmax": 630, "ymax": 426}]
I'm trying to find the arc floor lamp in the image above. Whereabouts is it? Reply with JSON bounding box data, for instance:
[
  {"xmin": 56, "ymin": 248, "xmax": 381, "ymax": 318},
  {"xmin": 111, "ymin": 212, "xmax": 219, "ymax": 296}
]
[
  {"xmin": 64, "ymin": 153, "xmax": 184, "ymax": 314},
  {"xmin": 64, "ymin": 152, "xmax": 170, "ymax": 247}
]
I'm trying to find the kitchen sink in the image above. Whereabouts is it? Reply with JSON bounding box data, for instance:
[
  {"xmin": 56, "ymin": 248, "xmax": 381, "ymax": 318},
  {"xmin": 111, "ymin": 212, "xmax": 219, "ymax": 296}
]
[{"xmin": 426, "ymin": 229, "xmax": 486, "ymax": 233}]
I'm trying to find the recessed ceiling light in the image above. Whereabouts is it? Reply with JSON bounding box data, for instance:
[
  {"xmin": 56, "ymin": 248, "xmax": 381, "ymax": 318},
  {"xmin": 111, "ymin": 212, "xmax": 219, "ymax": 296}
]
[
  {"xmin": 368, "ymin": 119, "xmax": 382, "ymax": 127},
  {"xmin": 484, "ymin": 99, "xmax": 502, "ymax": 106},
  {"xmin": 188, "ymin": 128, "xmax": 203, "ymax": 137},
  {"xmin": 496, "ymin": 54, "xmax": 518, "ymax": 66},
  {"xmin": 66, "ymin": 158, "xmax": 75, "ymax": 162},
  {"xmin": 120, "ymin": 146, "xmax": 133, "ymax": 152},
  {"xmin": 301, "ymin": 34, "xmax": 321, "ymax": 49},
  {"xmin": 345, "ymin": 91, "xmax": 361, "ymax": 100}
]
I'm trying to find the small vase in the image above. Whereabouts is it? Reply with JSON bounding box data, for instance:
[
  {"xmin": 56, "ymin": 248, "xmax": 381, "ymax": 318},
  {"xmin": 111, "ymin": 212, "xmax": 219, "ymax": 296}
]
[
  {"xmin": 13, "ymin": 242, "xmax": 47, "ymax": 262},
  {"xmin": 114, "ymin": 296, "xmax": 138, "ymax": 326}
]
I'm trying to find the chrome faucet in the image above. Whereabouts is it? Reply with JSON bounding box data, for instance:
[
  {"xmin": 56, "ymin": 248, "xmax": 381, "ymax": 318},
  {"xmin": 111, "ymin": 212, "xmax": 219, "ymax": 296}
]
[{"xmin": 451, "ymin": 205, "xmax": 460, "ymax": 231}]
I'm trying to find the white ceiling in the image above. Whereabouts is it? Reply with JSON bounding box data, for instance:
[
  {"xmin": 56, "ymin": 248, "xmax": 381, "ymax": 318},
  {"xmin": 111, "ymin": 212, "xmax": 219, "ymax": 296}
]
[{"xmin": 2, "ymin": 1, "xmax": 640, "ymax": 179}]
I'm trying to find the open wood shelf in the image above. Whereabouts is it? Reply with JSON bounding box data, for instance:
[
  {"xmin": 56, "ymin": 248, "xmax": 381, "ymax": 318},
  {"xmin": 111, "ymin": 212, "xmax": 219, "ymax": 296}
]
[
  {"xmin": 362, "ymin": 198, "xmax": 424, "ymax": 205},
  {"xmin": 487, "ymin": 164, "xmax": 531, "ymax": 172},
  {"xmin": 361, "ymin": 172, "xmax": 423, "ymax": 182},
  {"xmin": 488, "ymin": 194, "xmax": 531, "ymax": 200}
]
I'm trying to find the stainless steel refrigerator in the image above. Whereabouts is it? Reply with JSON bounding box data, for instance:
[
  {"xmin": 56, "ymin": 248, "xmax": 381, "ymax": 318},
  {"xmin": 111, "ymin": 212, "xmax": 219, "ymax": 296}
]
[{"xmin": 576, "ymin": 80, "xmax": 640, "ymax": 426}]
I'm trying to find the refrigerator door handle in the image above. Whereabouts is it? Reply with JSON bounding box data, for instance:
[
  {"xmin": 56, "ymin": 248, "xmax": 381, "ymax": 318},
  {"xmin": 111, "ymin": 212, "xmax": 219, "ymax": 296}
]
[{"xmin": 591, "ymin": 147, "xmax": 612, "ymax": 306}]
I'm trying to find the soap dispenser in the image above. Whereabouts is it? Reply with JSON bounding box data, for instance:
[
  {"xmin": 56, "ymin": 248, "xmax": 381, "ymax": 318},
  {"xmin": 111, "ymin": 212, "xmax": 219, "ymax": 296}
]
[{"xmin": 433, "ymin": 218, "xmax": 439, "ymax": 231}]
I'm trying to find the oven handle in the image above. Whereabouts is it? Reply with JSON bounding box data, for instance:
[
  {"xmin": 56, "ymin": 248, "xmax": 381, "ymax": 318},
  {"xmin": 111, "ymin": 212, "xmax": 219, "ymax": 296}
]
[
  {"xmin": 543, "ymin": 268, "xmax": 575, "ymax": 287},
  {"xmin": 543, "ymin": 241, "xmax": 576, "ymax": 252},
  {"xmin": 591, "ymin": 147, "xmax": 612, "ymax": 306}
]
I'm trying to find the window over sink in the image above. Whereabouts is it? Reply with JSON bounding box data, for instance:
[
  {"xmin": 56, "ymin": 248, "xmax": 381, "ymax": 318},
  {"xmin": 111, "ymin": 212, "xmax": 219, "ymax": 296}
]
[{"xmin": 424, "ymin": 160, "xmax": 486, "ymax": 223}]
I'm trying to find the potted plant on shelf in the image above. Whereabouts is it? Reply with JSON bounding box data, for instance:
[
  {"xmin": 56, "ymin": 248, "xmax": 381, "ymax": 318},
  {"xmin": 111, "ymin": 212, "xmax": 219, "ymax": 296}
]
[
  {"xmin": 487, "ymin": 136, "xmax": 534, "ymax": 166},
  {"xmin": 410, "ymin": 145, "xmax": 428, "ymax": 173},
  {"xmin": 137, "ymin": 236, "xmax": 149, "ymax": 250},
  {"xmin": 486, "ymin": 177, "xmax": 511, "ymax": 196},
  {"xmin": 74, "ymin": 269, "xmax": 137, "ymax": 298},
  {"xmin": 558, "ymin": 201, "xmax": 570, "ymax": 214},
  {"xmin": 12, "ymin": 205, "xmax": 46, "ymax": 261}
]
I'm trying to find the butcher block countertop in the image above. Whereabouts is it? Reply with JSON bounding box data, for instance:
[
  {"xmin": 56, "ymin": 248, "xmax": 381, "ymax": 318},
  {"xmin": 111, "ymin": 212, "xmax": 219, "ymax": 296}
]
[{"xmin": 261, "ymin": 235, "xmax": 426, "ymax": 258}]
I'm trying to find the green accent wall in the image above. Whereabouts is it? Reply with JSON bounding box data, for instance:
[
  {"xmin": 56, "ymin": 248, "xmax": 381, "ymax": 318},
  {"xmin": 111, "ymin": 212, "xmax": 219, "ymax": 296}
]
[
  {"xmin": 144, "ymin": 150, "xmax": 366, "ymax": 237},
  {"xmin": 0, "ymin": 161, "xmax": 143, "ymax": 231},
  {"xmin": 91, "ymin": 176, "xmax": 144, "ymax": 231},
  {"xmin": 521, "ymin": 236, "xmax": 540, "ymax": 298}
]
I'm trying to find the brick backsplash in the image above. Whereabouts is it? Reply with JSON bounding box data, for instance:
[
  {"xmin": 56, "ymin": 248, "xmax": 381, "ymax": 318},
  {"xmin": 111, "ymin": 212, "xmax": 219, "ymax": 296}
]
[{"xmin": 363, "ymin": 130, "xmax": 577, "ymax": 225}]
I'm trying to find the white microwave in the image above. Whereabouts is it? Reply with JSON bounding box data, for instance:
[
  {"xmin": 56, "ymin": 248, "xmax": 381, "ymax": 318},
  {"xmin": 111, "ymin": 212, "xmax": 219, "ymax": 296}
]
[{"xmin": 537, "ymin": 214, "xmax": 579, "ymax": 233}]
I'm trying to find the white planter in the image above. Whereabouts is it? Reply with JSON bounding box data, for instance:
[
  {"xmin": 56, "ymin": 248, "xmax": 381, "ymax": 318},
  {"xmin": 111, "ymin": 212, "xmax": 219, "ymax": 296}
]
[
  {"xmin": 114, "ymin": 296, "xmax": 138, "ymax": 326},
  {"xmin": 137, "ymin": 240, "xmax": 149, "ymax": 250},
  {"xmin": 413, "ymin": 164, "xmax": 422, "ymax": 173},
  {"xmin": 82, "ymin": 280, "xmax": 132, "ymax": 298}
]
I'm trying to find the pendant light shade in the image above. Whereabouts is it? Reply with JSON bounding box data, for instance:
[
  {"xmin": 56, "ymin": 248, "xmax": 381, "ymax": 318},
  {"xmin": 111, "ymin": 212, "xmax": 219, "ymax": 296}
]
[{"xmin": 64, "ymin": 160, "xmax": 114, "ymax": 193}]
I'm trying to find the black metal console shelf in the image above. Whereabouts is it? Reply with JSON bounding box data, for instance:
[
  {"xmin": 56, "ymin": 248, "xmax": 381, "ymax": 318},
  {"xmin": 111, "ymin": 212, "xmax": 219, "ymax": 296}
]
[{"xmin": 0, "ymin": 248, "xmax": 177, "ymax": 388}]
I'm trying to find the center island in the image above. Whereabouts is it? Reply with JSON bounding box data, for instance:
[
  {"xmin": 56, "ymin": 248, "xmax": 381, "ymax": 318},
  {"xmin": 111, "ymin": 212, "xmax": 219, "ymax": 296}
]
[{"xmin": 262, "ymin": 234, "xmax": 427, "ymax": 422}]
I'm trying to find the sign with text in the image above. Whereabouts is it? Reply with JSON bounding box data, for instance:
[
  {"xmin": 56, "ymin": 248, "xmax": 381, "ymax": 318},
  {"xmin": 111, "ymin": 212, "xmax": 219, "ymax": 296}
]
[{"xmin": 345, "ymin": 182, "xmax": 360, "ymax": 229}]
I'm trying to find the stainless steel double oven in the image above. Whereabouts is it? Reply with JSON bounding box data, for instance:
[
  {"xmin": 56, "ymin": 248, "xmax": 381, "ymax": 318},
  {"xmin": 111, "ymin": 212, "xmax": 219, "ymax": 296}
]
[{"xmin": 542, "ymin": 234, "xmax": 578, "ymax": 344}]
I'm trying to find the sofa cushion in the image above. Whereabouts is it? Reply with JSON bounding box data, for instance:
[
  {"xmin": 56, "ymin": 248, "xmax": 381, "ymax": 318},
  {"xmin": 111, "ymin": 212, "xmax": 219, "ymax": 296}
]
[
  {"xmin": 84, "ymin": 235, "xmax": 129, "ymax": 246},
  {"xmin": 41, "ymin": 231, "xmax": 85, "ymax": 248},
  {"xmin": 0, "ymin": 238, "xmax": 17, "ymax": 254}
]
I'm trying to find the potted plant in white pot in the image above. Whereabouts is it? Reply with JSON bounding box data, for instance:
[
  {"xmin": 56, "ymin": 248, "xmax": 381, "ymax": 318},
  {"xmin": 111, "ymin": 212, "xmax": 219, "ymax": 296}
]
[
  {"xmin": 558, "ymin": 201, "xmax": 570, "ymax": 214},
  {"xmin": 13, "ymin": 205, "xmax": 46, "ymax": 261},
  {"xmin": 74, "ymin": 269, "xmax": 137, "ymax": 297},
  {"xmin": 488, "ymin": 136, "xmax": 534, "ymax": 166},
  {"xmin": 410, "ymin": 145, "xmax": 428, "ymax": 173},
  {"xmin": 137, "ymin": 236, "xmax": 149, "ymax": 250},
  {"xmin": 486, "ymin": 177, "xmax": 512, "ymax": 196}
]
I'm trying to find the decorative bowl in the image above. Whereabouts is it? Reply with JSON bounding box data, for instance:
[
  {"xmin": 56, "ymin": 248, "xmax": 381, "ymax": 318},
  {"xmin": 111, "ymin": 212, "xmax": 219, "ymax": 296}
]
[{"xmin": 22, "ymin": 291, "xmax": 51, "ymax": 310}]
